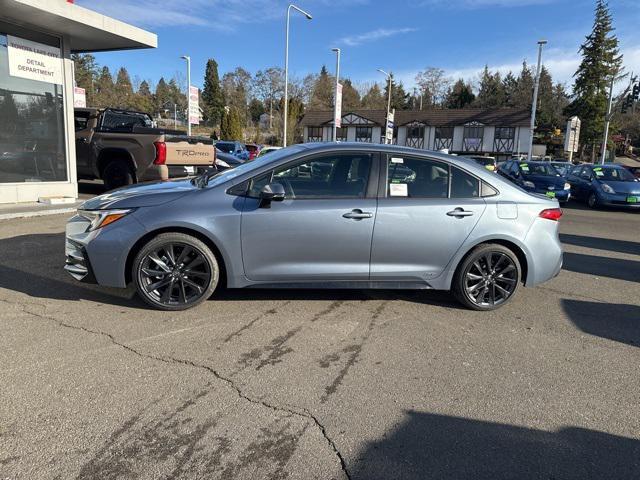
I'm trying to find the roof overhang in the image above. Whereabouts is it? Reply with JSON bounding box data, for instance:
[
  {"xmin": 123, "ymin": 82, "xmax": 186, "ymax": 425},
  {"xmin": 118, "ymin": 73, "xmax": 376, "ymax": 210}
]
[{"xmin": 0, "ymin": 0, "xmax": 157, "ymax": 53}]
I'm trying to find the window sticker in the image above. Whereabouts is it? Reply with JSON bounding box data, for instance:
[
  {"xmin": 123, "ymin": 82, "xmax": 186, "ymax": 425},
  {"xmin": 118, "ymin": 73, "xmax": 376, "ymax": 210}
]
[
  {"xmin": 520, "ymin": 164, "xmax": 530, "ymax": 172},
  {"xmin": 594, "ymin": 169, "xmax": 604, "ymax": 177},
  {"xmin": 389, "ymin": 183, "xmax": 408, "ymax": 197},
  {"xmin": 391, "ymin": 157, "xmax": 404, "ymax": 164}
]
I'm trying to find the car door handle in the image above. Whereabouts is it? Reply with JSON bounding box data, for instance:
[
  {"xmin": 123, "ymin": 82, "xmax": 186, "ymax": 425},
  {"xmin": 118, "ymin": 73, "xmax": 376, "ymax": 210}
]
[
  {"xmin": 447, "ymin": 208, "xmax": 474, "ymax": 218},
  {"xmin": 343, "ymin": 209, "xmax": 373, "ymax": 220}
]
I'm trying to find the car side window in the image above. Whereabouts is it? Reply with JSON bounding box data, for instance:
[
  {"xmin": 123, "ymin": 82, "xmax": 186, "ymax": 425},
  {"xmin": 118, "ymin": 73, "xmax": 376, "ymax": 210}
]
[
  {"xmin": 386, "ymin": 156, "xmax": 448, "ymax": 198},
  {"xmin": 451, "ymin": 167, "xmax": 480, "ymax": 198},
  {"xmin": 569, "ymin": 165, "xmax": 582, "ymax": 177},
  {"xmin": 248, "ymin": 172, "xmax": 273, "ymax": 198},
  {"xmin": 271, "ymin": 153, "xmax": 373, "ymax": 199},
  {"xmin": 579, "ymin": 167, "xmax": 592, "ymax": 180}
]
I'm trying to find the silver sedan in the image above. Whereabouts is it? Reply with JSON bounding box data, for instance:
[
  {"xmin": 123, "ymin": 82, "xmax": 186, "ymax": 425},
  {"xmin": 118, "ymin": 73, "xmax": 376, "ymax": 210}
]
[{"xmin": 65, "ymin": 143, "xmax": 563, "ymax": 311}]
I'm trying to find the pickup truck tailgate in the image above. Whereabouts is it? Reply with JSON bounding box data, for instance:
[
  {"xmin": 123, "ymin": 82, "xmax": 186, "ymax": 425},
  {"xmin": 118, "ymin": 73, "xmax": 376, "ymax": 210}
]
[{"xmin": 165, "ymin": 140, "xmax": 215, "ymax": 166}]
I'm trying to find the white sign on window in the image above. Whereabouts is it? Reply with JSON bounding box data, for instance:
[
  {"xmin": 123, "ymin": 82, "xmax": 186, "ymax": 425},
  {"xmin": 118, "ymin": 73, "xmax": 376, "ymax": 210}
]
[
  {"xmin": 7, "ymin": 35, "xmax": 63, "ymax": 85},
  {"xmin": 189, "ymin": 85, "xmax": 200, "ymax": 125},
  {"xmin": 74, "ymin": 87, "xmax": 86, "ymax": 108}
]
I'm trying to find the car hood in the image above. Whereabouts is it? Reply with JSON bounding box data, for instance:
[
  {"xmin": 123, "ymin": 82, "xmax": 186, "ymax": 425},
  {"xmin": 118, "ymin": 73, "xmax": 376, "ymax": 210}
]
[
  {"xmin": 525, "ymin": 174, "xmax": 565, "ymax": 188},
  {"xmin": 80, "ymin": 179, "xmax": 197, "ymax": 210},
  {"xmin": 598, "ymin": 180, "xmax": 640, "ymax": 194}
]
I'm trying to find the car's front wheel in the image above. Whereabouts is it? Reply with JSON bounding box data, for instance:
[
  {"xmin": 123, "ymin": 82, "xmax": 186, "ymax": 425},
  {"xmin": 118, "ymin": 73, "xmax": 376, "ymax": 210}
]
[
  {"xmin": 453, "ymin": 243, "xmax": 521, "ymax": 311},
  {"xmin": 133, "ymin": 232, "xmax": 219, "ymax": 310},
  {"xmin": 587, "ymin": 192, "xmax": 599, "ymax": 209}
]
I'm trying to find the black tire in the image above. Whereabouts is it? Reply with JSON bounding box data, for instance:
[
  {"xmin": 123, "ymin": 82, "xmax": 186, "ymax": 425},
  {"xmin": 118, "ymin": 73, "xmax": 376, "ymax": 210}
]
[
  {"xmin": 133, "ymin": 232, "xmax": 219, "ymax": 311},
  {"xmin": 587, "ymin": 192, "xmax": 598, "ymax": 209},
  {"xmin": 102, "ymin": 159, "xmax": 134, "ymax": 191},
  {"xmin": 452, "ymin": 243, "xmax": 521, "ymax": 311}
]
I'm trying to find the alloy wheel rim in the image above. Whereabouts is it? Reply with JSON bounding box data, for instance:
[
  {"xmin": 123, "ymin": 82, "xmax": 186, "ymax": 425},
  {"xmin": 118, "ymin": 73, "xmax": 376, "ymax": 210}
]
[
  {"xmin": 464, "ymin": 252, "xmax": 517, "ymax": 307},
  {"xmin": 139, "ymin": 243, "xmax": 211, "ymax": 305}
]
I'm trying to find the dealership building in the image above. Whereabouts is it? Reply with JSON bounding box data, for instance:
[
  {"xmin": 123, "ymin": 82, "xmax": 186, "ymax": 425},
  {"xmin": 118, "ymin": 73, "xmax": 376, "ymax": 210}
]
[
  {"xmin": 301, "ymin": 108, "xmax": 532, "ymax": 159},
  {"xmin": 0, "ymin": 0, "xmax": 156, "ymax": 204}
]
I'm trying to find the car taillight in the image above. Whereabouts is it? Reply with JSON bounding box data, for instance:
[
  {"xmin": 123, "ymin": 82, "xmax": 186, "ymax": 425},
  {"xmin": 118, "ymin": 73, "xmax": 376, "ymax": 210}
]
[
  {"xmin": 153, "ymin": 141, "xmax": 166, "ymax": 165},
  {"xmin": 539, "ymin": 208, "xmax": 563, "ymax": 221}
]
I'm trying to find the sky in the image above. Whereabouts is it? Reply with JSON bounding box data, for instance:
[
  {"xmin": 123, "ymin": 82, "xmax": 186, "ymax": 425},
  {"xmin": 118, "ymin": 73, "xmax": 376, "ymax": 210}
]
[{"xmin": 76, "ymin": 0, "xmax": 640, "ymax": 94}]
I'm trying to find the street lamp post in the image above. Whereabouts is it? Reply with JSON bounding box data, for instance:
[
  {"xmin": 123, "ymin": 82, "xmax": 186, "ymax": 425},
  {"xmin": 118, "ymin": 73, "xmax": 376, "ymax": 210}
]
[
  {"xmin": 378, "ymin": 69, "xmax": 392, "ymax": 144},
  {"xmin": 527, "ymin": 40, "xmax": 546, "ymax": 161},
  {"xmin": 181, "ymin": 55, "xmax": 191, "ymax": 136},
  {"xmin": 283, "ymin": 4, "xmax": 312, "ymax": 147},
  {"xmin": 332, "ymin": 47, "xmax": 341, "ymax": 142}
]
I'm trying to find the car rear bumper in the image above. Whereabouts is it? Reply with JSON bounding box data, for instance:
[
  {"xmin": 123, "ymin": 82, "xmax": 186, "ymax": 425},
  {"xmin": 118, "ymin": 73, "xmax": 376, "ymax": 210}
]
[
  {"xmin": 523, "ymin": 216, "xmax": 563, "ymax": 287},
  {"xmin": 139, "ymin": 164, "xmax": 169, "ymax": 182}
]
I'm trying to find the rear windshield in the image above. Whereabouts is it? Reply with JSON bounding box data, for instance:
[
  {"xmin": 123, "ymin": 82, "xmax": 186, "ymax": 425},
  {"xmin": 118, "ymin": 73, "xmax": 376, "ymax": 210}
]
[
  {"xmin": 216, "ymin": 142, "xmax": 235, "ymax": 153},
  {"xmin": 593, "ymin": 167, "xmax": 636, "ymax": 182},
  {"xmin": 519, "ymin": 163, "xmax": 559, "ymax": 176},
  {"xmin": 474, "ymin": 158, "xmax": 495, "ymax": 166},
  {"xmin": 100, "ymin": 111, "xmax": 152, "ymax": 131}
]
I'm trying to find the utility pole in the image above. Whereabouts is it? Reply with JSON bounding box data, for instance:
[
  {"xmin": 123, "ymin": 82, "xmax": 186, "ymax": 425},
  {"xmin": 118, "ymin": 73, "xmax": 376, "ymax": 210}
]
[
  {"xmin": 181, "ymin": 55, "xmax": 191, "ymax": 136},
  {"xmin": 378, "ymin": 69, "xmax": 392, "ymax": 144},
  {"xmin": 600, "ymin": 76, "xmax": 615, "ymax": 165},
  {"xmin": 283, "ymin": 4, "xmax": 312, "ymax": 147},
  {"xmin": 332, "ymin": 48, "xmax": 340, "ymax": 142},
  {"xmin": 527, "ymin": 40, "xmax": 546, "ymax": 161}
]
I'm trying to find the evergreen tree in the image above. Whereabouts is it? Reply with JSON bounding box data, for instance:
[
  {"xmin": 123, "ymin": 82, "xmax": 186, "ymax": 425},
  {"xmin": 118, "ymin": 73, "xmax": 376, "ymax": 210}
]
[
  {"xmin": 201, "ymin": 59, "xmax": 225, "ymax": 126},
  {"xmin": 71, "ymin": 54, "xmax": 98, "ymax": 106},
  {"xmin": 94, "ymin": 66, "xmax": 115, "ymax": 108},
  {"xmin": 341, "ymin": 79, "xmax": 361, "ymax": 110},
  {"xmin": 361, "ymin": 83, "xmax": 386, "ymax": 109},
  {"xmin": 536, "ymin": 66, "xmax": 556, "ymax": 128},
  {"xmin": 513, "ymin": 62, "xmax": 534, "ymax": 108},
  {"xmin": 384, "ymin": 74, "xmax": 410, "ymax": 111},
  {"xmin": 445, "ymin": 79, "xmax": 476, "ymax": 108},
  {"xmin": 136, "ymin": 80, "xmax": 154, "ymax": 113},
  {"xmin": 154, "ymin": 77, "xmax": 171, "ymax": 116},
  {"xmin": 248, "ymin": 98, "xmax": 265, "ymax": 123},
  {"xmin": 502, "ymin": 72, "xmax": 518, "ymax": 107},
  {"xmin": 474, "ymin": 66, "xmax": 505, "ymax": 108},
  {"xmin": 114, "ymin": 67, "xmax": 134, "ymax": 108},
  {"xmin": 565, "ymin": 0, "xmax": 623, "ymax": 157},
  {"xmin": 220, "ymin": 107, "xmax": 243, "ymax": 140},
  {"xmin": 309, "ymin": 66, "xmax": 334, "ymax": 110}
]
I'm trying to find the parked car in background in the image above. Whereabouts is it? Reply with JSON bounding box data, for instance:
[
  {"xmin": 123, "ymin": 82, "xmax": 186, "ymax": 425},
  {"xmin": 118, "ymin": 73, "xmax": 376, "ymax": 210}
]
[
  {"xmin": 245, "ymin": 143, "xmax": 261, "ymax": 160},
  {"xmin": 215, "ymin": 140, "xmax": 249, "ymax": 161},
  {"xmin": 215, "ymin": 150, "xmax": 243, "ymax": 169},
  {"xmin": 257, "ymin": 146, "xmax": 282, "ymax": 158},
  {"xmin": 550, "ymin": 161, "xmax": 571, "ymax": 178},
  {"xmin": 466, "ymin": 155, "xmax": 497, "ymax": 172},
  {"xmin": 497, "ymin": 160, "xmax": 570, "ymax": 203},
  {"xmin": 65, "ymin": 143, "xmax": 563, "ymax": 312},
  {"xmin": 623, "ymin": 165, "xmax": 640, "ymax": 179},
  {"xmin": 566, "ymin": 163, "xmax": 640, "ymax": 209},
  {"xmin": 74, "ymin": 108, "xmax": 216, "ymax": 190}
]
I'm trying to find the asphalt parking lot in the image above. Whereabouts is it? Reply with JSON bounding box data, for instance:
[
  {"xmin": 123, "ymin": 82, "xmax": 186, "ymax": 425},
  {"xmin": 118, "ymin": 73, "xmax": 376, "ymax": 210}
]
[{"xmin": 0, "ymin": 203, "xmax": 638, "ymax": 479}]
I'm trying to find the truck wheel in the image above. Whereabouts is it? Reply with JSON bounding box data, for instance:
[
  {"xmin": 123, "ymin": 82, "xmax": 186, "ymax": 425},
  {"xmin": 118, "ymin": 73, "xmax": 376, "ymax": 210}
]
[
  {"xmin": 103, "ymin": 159, "xmax": 134, "ymax": 191},
  {"xmin": 133, "ymin": 232, "xmax": 219, "ymax": 311}
]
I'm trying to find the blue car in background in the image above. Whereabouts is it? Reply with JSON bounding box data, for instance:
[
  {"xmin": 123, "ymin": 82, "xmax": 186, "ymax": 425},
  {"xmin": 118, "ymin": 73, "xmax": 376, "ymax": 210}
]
[
  {"xmin": 566, "ymin": 163, "xmax": 640, "ymax": 209},
  {"xmin": 550, "ymin": 161, "xmax": 571, "ymax": 178},
  {"xmin": 215, "ymin": 140, "xmax": 249, "ymax": 161},
  {"xmin": 497, "ymin": 160, "xmax": 570, "ymax": 203}
]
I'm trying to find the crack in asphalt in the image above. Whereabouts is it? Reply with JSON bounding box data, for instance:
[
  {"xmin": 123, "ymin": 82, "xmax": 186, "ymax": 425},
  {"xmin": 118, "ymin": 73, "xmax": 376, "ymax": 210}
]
[
  {"xmin": 20, "ymin": 306, "xmax": 352, "ymax": 480},
  {"xmin": 222, "ymin": 300, "xmax": 292, "ymax": 344}
]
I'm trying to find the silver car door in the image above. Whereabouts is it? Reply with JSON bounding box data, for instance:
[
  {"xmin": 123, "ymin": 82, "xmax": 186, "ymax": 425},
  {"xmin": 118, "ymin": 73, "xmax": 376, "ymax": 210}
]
[
  {"xmin": 241, "ymin": 152, "xmax": 378, "ymax": 282},
  {"xmin": 370, "ymin": 154, "xmax": 486, "ymax": 283}
]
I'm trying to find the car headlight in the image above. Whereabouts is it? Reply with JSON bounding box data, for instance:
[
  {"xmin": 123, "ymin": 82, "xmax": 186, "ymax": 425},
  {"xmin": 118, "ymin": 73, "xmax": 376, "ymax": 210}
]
[
  {"xmin": 78, "ymin": 209, "xmax": 132, "ymax": 232},
  {"xmin": 564, "ymin": 183, "xmax": 571, "ymax": 190},
  {"xmin": 523, "ymin": 180, "xmax": 536, "ymax": 189},
  {"xmin": 600, "ymin": 183, "xmax": 615, "ymax": 194}
]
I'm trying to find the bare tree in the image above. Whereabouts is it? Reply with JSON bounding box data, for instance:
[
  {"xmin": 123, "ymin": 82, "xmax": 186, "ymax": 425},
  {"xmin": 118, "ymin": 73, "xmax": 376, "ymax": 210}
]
[
  {"xmin": 253, "ymin": 67, "xmax": 285, "ymax": 129},
  {"xmin": 415, "ymin": 67, "xmax": 452, "ymax": 108}
]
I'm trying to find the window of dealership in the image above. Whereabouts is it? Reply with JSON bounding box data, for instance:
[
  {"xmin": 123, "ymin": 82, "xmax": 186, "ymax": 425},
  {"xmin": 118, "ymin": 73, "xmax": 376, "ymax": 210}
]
[{"xmin": 0, "ymin": 0, "xmax": 156, "ymax": 204}]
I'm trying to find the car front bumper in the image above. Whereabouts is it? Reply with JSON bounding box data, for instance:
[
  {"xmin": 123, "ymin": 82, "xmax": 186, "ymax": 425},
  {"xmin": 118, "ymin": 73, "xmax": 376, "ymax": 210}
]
[{"xmin": 596, "ymin": 192, "xmax": 640, "ymax": 208}]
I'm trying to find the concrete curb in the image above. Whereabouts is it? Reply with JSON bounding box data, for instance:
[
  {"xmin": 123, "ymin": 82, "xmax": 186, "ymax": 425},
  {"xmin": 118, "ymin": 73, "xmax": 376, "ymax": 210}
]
[{"xmin": 0, "ymin": 207, "xmax": 77, "ymax": 221}]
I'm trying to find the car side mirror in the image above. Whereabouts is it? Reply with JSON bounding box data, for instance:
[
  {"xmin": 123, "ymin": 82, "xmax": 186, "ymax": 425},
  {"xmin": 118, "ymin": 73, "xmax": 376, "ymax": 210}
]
[{"xmin": 259, "ymin": 182, "xmax": 285, "ymax": 208}]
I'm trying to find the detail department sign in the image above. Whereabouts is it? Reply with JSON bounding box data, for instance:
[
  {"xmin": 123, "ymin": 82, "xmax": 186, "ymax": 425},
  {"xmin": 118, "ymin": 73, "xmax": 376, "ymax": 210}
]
[{"xmin": 7, "ymin": 35, "xmax": 63, "ymax": 85}]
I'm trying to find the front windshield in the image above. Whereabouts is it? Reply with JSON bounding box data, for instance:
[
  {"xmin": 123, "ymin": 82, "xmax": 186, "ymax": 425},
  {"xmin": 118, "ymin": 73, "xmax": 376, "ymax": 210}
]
[
  {"xmin": 594, "ymin": 167, "xmax": 636, "ymax": 182},
  {"xmin": 204, "ymin": 144, "xmax": 306, "ymax": 187},
  {"xmin": 552, "ymin": 164, "xmax": 569, "ymax": 176},
  {"xmin": 520, "ymin": 163, "xmax": 559, "ymax": 176}
]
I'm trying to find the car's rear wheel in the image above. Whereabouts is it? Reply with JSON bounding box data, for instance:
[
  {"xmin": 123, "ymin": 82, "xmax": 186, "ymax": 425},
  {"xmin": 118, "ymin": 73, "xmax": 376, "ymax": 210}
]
[
  {"xmin": 587, "ymin": 192, "xmax": 598, "ymax": 209},
  {"xmin": 133, "ymin": 233, "xmax": 219, "ymax": 311},
  {"xmin": 453, "ymin": 243, "xmax": 521, "ymax": 311},
  {"xmin": 103, "ymin": 159, "xmax": 134, "ymax": 191}
]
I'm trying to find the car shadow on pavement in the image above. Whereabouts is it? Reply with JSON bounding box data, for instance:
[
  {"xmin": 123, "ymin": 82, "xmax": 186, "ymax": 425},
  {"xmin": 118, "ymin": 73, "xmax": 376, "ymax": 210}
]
[
  {"xmin": 562, "ymin": 252, "xmax": 639, "ymax": 283},
  {"xmin": 560, "ymin": 233, "xmax": 640, "ymax": 256},
  {"xmin": 561, "ymin": 299, "xmax": 640, "ymax": 347},
  {"xmin": 212, "ymin": 288, "xmax": 467, "ymax": 310},
  {"xmin": 0, "ymin": 232, "xmax": 145, "ymax": 309},
  {"xmin": 354, "ymin": 411, "xmax": 640, "ymax": 480}
]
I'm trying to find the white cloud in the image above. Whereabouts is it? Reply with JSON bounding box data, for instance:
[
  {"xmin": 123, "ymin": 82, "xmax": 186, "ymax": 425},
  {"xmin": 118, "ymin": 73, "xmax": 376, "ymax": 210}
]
[
  {"xmin": 337, "ymin": 27, "xmax": 418, "ymax": 47},
  {"xmin": 76, "ymin": 0, "xmax": 367, "ymax": 30}
]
